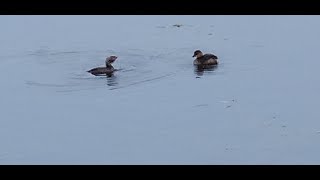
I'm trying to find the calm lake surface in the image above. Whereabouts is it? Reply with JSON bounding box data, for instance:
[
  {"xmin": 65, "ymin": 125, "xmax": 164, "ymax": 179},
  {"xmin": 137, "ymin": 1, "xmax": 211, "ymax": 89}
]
[{"xmin": 1, "ymin": 15, "xmax": 320, "ymax": 164}]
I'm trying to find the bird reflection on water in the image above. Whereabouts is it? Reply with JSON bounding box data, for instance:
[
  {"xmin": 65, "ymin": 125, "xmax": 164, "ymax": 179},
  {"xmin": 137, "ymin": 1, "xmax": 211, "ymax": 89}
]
[
  {"xmin": 106, "ymin": 74, "xmax": 118, "ymax": 86},
  {"xmin": 194, "ymin": 64, "xmax": 218, "ymax": 77}
]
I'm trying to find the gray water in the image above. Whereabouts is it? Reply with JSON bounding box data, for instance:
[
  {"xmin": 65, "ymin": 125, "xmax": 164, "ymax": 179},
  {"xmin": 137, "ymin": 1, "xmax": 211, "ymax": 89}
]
[{"xmin": 1, "ymin": 15, "xmax": 320, "ymax": 164}]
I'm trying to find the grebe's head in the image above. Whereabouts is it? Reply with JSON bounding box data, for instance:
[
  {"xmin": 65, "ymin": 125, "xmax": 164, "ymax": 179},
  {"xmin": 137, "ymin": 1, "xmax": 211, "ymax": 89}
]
[
  {"xmin": 192, "ymin": 50, "xmax": 203, "ymax": 58},
  {"xmin": 106, "ymin": 56, "xmax": 118, "ymax": 64}
]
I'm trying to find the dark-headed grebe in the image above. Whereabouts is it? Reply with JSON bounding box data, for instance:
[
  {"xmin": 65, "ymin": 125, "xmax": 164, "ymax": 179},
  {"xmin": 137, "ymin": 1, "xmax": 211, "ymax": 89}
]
[
  {"xmin": 87, "ymin": 56, "xmax": 118, "ymax": 76},
  {"xmin": 192, "ymin": 50, "xmax": 218, "ymax": 65}
]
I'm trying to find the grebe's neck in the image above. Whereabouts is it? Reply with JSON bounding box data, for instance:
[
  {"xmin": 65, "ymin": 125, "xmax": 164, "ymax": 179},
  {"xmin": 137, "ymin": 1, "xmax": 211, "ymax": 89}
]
[{"xmin": 106, "ymin": 62, "xmax": 113, "ymax": 68}]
